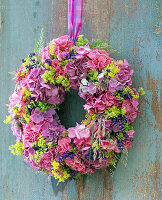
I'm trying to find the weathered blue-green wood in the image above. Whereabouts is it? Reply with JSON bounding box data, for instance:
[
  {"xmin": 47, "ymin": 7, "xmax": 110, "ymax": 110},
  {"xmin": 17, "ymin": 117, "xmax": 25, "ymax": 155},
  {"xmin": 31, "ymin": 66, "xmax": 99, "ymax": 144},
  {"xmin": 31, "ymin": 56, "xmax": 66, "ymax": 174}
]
[{"xmin": 0, "ymin": 0, "xmax": 161, "ymax": 200}]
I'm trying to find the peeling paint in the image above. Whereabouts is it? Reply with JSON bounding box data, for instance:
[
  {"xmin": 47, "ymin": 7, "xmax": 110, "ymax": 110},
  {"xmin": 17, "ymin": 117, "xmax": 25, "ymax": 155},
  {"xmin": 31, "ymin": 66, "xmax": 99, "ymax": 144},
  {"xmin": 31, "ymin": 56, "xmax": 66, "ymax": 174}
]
[
  {"xmin": 76, "ymin": 176, "xmax": 83, "ymax": 200},
  {"xmin": 102, "ymin": 169, "xmax": 113, "ymax": 200},
  {"xmin": 132, "ymin": 160, "xmax": 161, "ymax": 200},
  {"xmin": 0, "ymin": 12, "xmax": 2, "ymax": 33},
  {"xmin": 153, "ymin": 26, "xmax": 161, "ymax": 35},
  {"xmin": 146, "ymin": 72, "xmax": 162, "ymax": 131},
  {"xmin": 130, "ymin": 0, "xmax": 138, "ymax": 18},
  {"xmin": 51, "ymin": 0, "xmax": 68, "ymax": 37},
  {"xmin": 83, "ymin": 0, "xmax": 115, "ymax": 41},
  {"xmin": 131, "ymin": 138, "xmax": 161, "ymax": 200}
]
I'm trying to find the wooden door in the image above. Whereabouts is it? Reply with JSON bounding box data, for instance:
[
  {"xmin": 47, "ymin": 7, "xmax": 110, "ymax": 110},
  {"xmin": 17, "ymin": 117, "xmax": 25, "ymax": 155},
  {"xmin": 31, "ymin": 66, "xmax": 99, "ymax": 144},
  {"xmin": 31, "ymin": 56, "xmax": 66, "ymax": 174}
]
[{"xmin": 0, "ymin": 0, "xmax": 161, "ymax": 199}]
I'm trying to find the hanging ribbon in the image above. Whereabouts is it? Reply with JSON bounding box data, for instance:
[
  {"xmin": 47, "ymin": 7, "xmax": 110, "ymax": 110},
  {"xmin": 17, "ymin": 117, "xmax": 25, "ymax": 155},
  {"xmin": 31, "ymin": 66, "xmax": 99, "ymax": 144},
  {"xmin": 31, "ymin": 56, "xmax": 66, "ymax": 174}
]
[{"xmin": 68, "ymin": 0, "xmax": 83, "ymax": 43}]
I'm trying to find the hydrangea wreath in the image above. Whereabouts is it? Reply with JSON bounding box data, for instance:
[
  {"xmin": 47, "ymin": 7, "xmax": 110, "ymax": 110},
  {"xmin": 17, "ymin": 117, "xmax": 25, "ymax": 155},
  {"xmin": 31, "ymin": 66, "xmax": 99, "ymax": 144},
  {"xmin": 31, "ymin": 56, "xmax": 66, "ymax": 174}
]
[{"xmin": 4, "ymin": 34, "xmax": 145, "ymax": 183}]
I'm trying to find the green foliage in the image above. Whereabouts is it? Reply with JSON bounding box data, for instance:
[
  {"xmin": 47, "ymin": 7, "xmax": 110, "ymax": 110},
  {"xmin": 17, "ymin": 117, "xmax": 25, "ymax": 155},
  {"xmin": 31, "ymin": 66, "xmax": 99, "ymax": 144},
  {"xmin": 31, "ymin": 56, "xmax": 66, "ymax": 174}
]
[
  {"xmin": 76, "ymin": 35, "xmax": 89, "ymax": 47},
  {"xmin": 42, "ymin": 64, "xmax": 70, "ymax": 91},
  {"xmin": 85, "ymin": 112, "xmax": 96, "ymax": 120},
  {"xmin": 113, "ymin": 91, "xmax": 124, "ymax": 102},
  {"xmin": 3, "ymin": 115, "xmax": 12, "ymax": 124},
  {"xmin": 49, "ymin": 44, "xmax": 57, "ymax": 59},
  {"xmin": 31, "ymin": 135, "xmax": 51, "ymax": 150},
  {"xmin": 52, "ymin": 160, "xmax": 71, "ymax": 182},
  {"xmin": 108, "ymin": 157, "xmax": 118, "ymax": 168},
  {"xmin": 87, "ymin": 69, "xmax": 98, "ymax": 82},
  {"xmin": 21, "ymin": 87, "xmax": 32, "ymax": 100},
  {"xmin": 123, "ymin": 123, "xmax": 133, "ymax": 133},
  {"xmin": 34, "ymin": 150, "xmax": 43, "ymax": 163},
  {"xmin": 62, "ymin": 131, "xmax": 68, "ymax": 137},
  {"xmin": 9, "ymin": 140, "xmax": 25, "ymax": 156},
  {"xmin": 37, "ymin": 28, "xmax": 45, "ymax": 54},
  {"xmin": 138, "ymin": 87, "xmax": 145, "ymax": 96},
  {"xmin": 104, "ymin": 106, "xmax": 126, "ymax": 118},
  {"xmin": 102, "ymin": 62, "xmax": 120, "ymax": 77},
  {"xmin": 27, "ymin": 100, "xmax": 58, "ymax": 113},
  {"xmin": 19, "ymin": 117, "xmax": 27, "ymax": 124},
  {"xmin": 42, "ymin": 70, "xmax": 56, "ymax": 85},
  {"xmin": 56, "ymin": 76, "xmax": 70, "ymax": 91},
  {"xmin": 89, "ymin": 39, "xmax": 109, "ymax": 51},
  {"xmin": 92, "ymin": 139, "xmax": 100, "ymax": 150},
  {"xmin": 59, "ymin": 59, "xmax": 69, "ymax": 67},
  {"xmin": 104, "ymin": 151, "xmax": 114, "ymax": 158},
  {"xmin": 76, "ymin": 35, "xmax": 109, "ymax": 51},
  {"xmin": 123, "ymin": 87, "xmax": 139, "ymax": 99},
  {"xmin": 47, "ymin": 142, "xmax": 53, "ymax": 149},
  {"xmin": 31, "ymin": 135, "xmax": 53, "ymax": 163},
  {"xmin": 116, "ymin": 132, "xmax": 125, "ymax": 140}
]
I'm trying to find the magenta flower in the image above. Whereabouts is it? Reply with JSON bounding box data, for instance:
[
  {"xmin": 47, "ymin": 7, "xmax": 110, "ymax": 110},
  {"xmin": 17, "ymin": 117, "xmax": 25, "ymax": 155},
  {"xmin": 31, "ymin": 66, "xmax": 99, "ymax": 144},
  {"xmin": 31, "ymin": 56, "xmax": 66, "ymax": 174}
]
[
  {"xmin": 115, "ymin": 59, "xmax": 133, "ymax": 86},
  {"xmin": 65, "ymin": 57, "xmax": 89, "ymax": 90},
  {"xmin": 109, "ymin": 78, "xmax": 123, "ymax": 93},
  {"xmin": 51, "ymin": 35, "xmax": 73, "ymax": 61},
  {"xmin": 87, "ymin": 48, "xmax": 112, "ymax": 70},
  {"xmin": 57, "ymin": 137, "xmax": 71, "ymax": 154},
  {"xmin": 23, "ymin": 148, "xmax": 39, "ymax": 170},
  {"xmin": 39, "ymin": 46, "xmax": 50, "ymax": 63},
  {"xmin": 39, "ymin": 148, "xmax": 56, "ymax": 175},
  {"xmin": 65, "ymin": 157, "xmax": 95, "ymax": 175},
  {"xmin": 101, "ymin": 139, "xmax": 120, "ymax": 153},
  {"xmin": 43, "ymin": 85, "xmax": 65, "ymax": 105},
  {"xmin": 68, "ymin": 123, "xmax": 90, "ymax": 140},
  {"xmin": 22, "ymin": 122, "xmax": 41, "ymax": 147},
  {"xmin": 11, "ymin": 118, "xmax": 22, "ymax": 140},
  {"xmin": 75, "ymin": 45, "xmax": 90, "ymax": 58},
  {"xmin": 79, "ymin": 82, "xmax": 97, "ymax": 100},
  {"xmin": 122, "ymin": 99, "xmax": 139, "ymax": 123},
  {"xmin": 30, "ymin": 109, "xmax": 44, "ymax": 123}
]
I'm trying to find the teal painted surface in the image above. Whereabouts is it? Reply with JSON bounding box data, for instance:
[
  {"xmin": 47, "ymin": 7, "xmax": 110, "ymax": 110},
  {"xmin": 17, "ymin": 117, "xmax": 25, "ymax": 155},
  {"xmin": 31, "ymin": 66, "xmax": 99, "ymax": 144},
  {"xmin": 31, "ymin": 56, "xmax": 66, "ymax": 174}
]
[{"xmin": 0, "ymin": 0, "xmax": 161, "ymax": 200}]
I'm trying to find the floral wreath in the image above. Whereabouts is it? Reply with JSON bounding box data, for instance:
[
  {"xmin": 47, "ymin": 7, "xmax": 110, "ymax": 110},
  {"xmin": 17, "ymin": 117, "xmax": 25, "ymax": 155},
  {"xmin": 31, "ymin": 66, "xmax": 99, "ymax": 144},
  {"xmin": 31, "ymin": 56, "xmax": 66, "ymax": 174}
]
[{"xmin": 4, "ymin": 34, "xmax": 145, "ymax": 183}]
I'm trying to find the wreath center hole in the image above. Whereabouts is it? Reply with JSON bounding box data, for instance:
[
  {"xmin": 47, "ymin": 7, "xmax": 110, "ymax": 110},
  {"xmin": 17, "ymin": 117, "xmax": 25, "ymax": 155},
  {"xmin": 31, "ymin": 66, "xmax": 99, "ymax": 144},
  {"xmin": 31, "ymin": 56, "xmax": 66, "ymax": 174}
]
[{"xmin": 57, "ymin": 89, "xmax": 86, "ymax": 129}]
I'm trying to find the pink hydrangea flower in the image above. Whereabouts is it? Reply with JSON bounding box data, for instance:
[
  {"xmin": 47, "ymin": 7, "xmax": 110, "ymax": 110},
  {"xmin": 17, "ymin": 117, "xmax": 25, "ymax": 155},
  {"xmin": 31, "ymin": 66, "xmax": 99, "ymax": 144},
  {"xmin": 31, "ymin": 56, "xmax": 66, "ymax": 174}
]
[
  {"xmin": 23, "ymin": 148, "xmax": 39, "ymax": 170},
  {"xmin": 57, "ymin": 137, "xmax": 71, "ymax": 154},
  {"xmin": 8, "ymin": 90, "xmax": 26, "ymax": 117},
  {"xmin": 11, "ymin": 118, "xmax": 22, "ymax": 140},
  {"xmin": 87, "ymin": 48, "xmax": 112, "ymax": 70},
  {"xmin": 79, "ymin": 82, "xmax": 97, "ymax": 99},
  {"xmin": 39, "ymin": 148, "xmax": 56, "ymax": 175},
  {"xmin": 68, "ymin": 123, "xmax": 90, "ymax": 140},
  {"xmin": 65, "ymin": 157, "xmax": 95, "ymax": 175},
  {"xmin": 43, "ymin": 85, "xmax": 65, "ymax": 105},
  {"xmin": 22, "ymin": 122, "xmax": 41, "ymax": 147},
  {"xmin": 30, "ymin": 109, "xmax": 44, "ymax": 123},
  {"xmin": 84, "ymin": 91, "xmax": 118, "ymax": 114},
  {"xmin": 65, "ymin": 57, "xmax": 89, "ymax": 90},
  {"xmin": 52, "ymin": 59, "xmax": 65, "ymax": 77},
  {"xmin": 101, "ymin": 139, "xmax": 120, "ymax": 153},
  {"xmin": 50, "ymin": 35, "xmax": 73, "ymax": 61},
  {"xmin": 115, "ymin": 59, "xmax": 133, "ymax": 86},
  {"xmin": 122, "ymin": 99, "xmax": 139, "ymax": 123},
  {"xmin": 68, "ymin": 124, "xmax": 92, "ymax": 151},
  {"xmin": 124, "ymin": 139, "xmax": 133, "ymax": 148},
  {"xmin": 108, "ymin": 78, "xmax": 123, "ymax": 93},
  {"xmin": 39, "ymin": 46, "xmax": 50, "ymax": 63},
  {"xmin": 75, "ymin": 45, "xmax": 90, "ymax": 58}
]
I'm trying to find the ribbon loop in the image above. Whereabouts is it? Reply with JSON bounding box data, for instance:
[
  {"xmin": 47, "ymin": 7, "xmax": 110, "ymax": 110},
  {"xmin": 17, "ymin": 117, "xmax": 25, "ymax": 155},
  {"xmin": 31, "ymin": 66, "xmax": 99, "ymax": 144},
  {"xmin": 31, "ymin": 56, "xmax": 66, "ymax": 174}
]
[{"xmin": 68, "ymin": 0, "xmax": 83, "ymax": 43}]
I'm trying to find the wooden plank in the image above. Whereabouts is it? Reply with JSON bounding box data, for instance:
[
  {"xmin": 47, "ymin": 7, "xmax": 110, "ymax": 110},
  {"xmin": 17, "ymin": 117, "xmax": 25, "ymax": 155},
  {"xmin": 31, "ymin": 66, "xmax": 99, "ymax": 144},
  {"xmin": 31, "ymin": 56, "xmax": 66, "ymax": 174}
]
[{"xmin": 0, "ymin": 0, "xmax": 161, "ymax": 199}]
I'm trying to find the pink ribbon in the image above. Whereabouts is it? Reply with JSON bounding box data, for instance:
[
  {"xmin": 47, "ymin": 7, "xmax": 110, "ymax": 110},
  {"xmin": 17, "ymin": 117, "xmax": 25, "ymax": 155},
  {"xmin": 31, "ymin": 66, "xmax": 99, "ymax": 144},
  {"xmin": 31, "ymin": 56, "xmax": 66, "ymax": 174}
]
[{"xmin": 68, "ymin": 0, "xmax": 83, "ymax": 43}]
